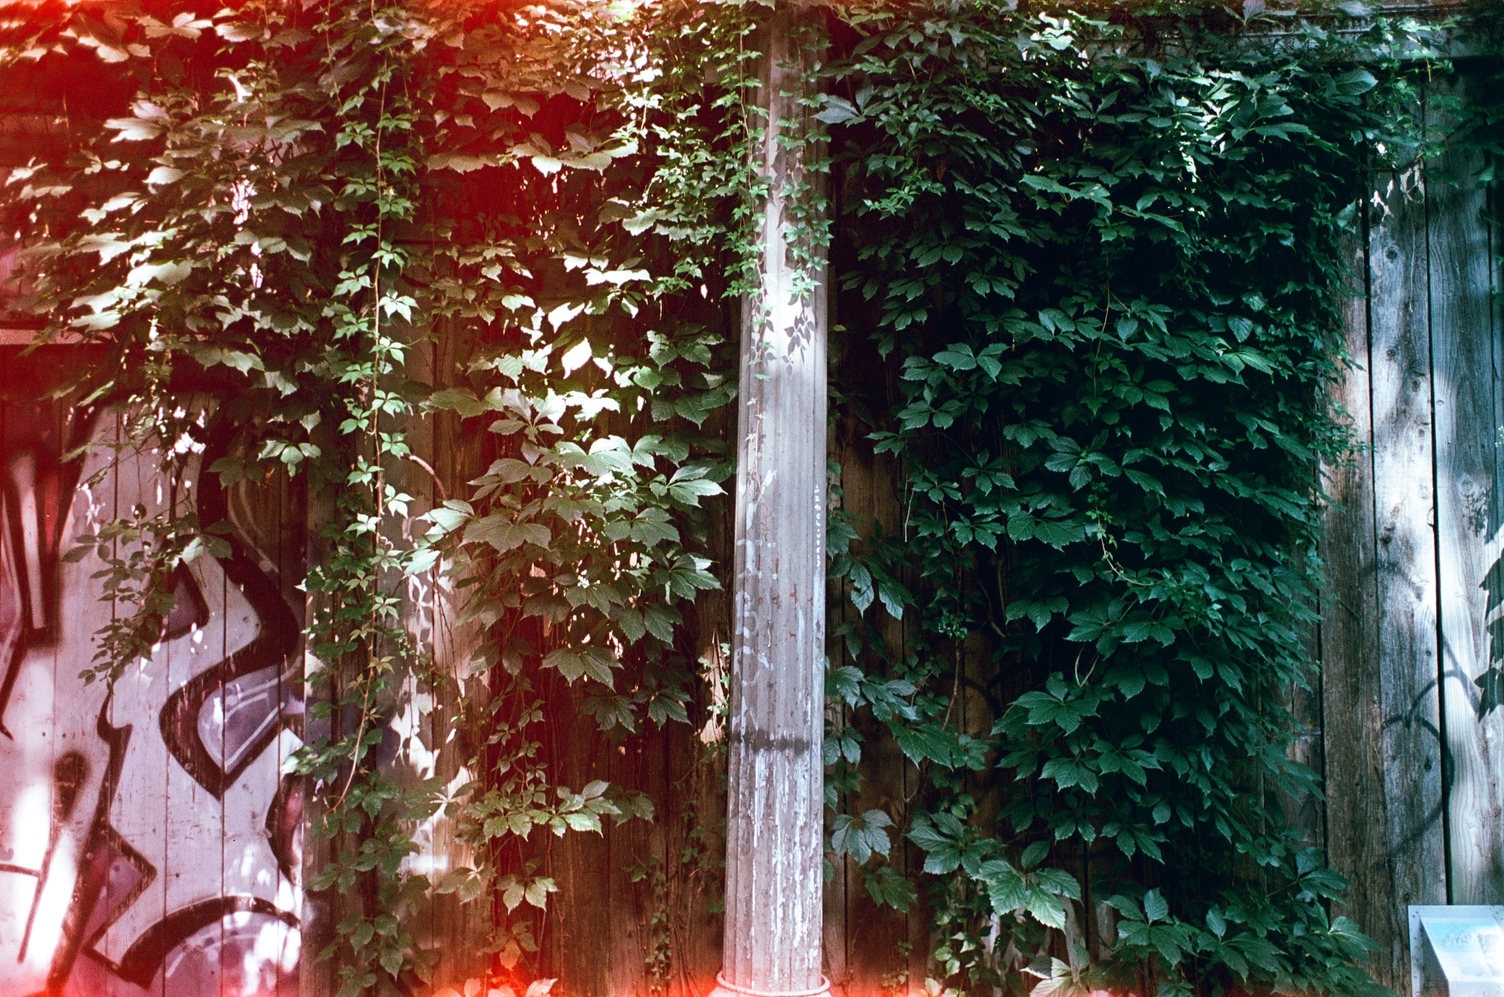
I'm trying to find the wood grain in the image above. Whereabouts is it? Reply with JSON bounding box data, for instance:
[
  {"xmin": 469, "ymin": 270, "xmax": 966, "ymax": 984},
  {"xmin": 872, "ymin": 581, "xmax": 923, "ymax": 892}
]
[
  {"xmin": 663, "ymin": 719, "xmax": 726, "ymax": 997},
  {"xmin": 546, "ymin": 677, "xmax": 612, "ymax": 996},
  {"xmin": 824, "ymin": 423, "xmax": 847, "ymax": 993},
  {"xmin": 424, "ymin": 325, "xmax": 493, "ymax": 989},
  {"xmin": 830, "ymin": 413, "xmax": 913, "ymax": 997},
  {"xmin": 1429, "ymin": 72, "xmax": 1504, "ymax": 906},
  {"xmin": 1281, "ymin": 622, "xmax": 1325, "ymax": 851},
  {"xmin": 665, "ymin": 532, "xmax": 730, "ymax": 997},
  {"xmin": 300, "ymin": 428, "xmax": 338, "ymax": 997},
  {"xmin": 1362, "ymin": 148, "xmax": 1446, "ymax": 986}
]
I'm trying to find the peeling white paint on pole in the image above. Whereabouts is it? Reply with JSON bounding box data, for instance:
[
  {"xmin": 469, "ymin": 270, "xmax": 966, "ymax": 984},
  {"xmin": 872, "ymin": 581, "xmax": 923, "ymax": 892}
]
[{"xmin": 713, "ymin": 5, "xmax": 831, "ymax": 997}]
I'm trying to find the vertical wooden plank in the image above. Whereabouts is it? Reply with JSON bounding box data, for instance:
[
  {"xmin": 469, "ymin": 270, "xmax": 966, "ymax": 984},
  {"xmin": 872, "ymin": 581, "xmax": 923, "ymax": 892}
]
[
  {"xmin": 608, "ymin": 728, "xmax": 669, "ymax": 997},
  {"xmin": 665, "ymin": 504, "xmax": 730, "ymax": 997},
  {"xmin": 1344, "ymin": 151, "xmax": 1445, "ymax": 988},
  {"xmin": 607, "ymin": 737, "xmax": 645, "ymax": 997},
  {"xmin": 428, "ymin": 610, "xmax": 485, "ymax": 983},
  {"xmin": 94, "ymin": 413, "xmax": 168, "ymax": 997},
  {"xmin": 222, "ymin": 424, "xmax": 309, "ymax": 997},
  {"xmin": 1431, "ymin": 72, "xmax": 1504, "ymax": 904},
  {"xmin": 388, "ymin": 327, "xmax": 447, "ymax": 985},
  {"xmin": 1374, "ymin": 150, "xmax": 1450, "ymax": 976},
  {"xmin": 0, "ymin": 392, "xmax": 68, "ymax": 994},
  {"xmin": 270, "ymin": 461, "xmax": 306, "ymax": 997},
  {"xmin": 216, "ymin": 548, "xmax": 230, "ymax": 997},
  {"xmin": 35, "ymin": 404, "xmax": 128, "ymax": 997},
  {"xmin": 300, "ymin": 433, "xmax": 338, "ymax": 997},
  {"xmin": 547, "ymin": 677, "xmax": 612, "ymax": 997},
  {"xmin": 1318, "ymin": 220, "xmax": 1376, "ymax": 981},
  {"xmin": 823, "ymin": 424, "xmax": 847, "ymax": 994},
  {"xmin": 270, "ymin": 455, "xmax": 304, "ymax": 997},
  {"xmin": 832, "ymin": 421, "xmax": 911, "ymax": 997},
  {"xmin": 424, "ymin": 325, "xmax": 492, "ymax": 990},
  {"xmin": 1280, "ymin": 625, "xmax": 1324, "ymax": 850},
  {"xmin": 1276, "ymin": 391, "xmax": 1325, "ymax": 855},
  {"xmin": 824, "ymin": 711, "xmax": 848, "ymax": 997},
  {"xmin": 717, "ymin": 8, "xmax": 831, "ymax": 995},
  {"xmin": 663, "ymin": 717, "xmax": 722, "ymax": 997}
]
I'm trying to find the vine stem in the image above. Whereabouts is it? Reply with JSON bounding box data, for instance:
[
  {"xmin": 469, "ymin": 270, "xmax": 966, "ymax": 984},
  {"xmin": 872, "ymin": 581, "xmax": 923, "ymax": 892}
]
[{"xmin": 332, "ymin": 61, "xmax": 391, "ymax": 818}]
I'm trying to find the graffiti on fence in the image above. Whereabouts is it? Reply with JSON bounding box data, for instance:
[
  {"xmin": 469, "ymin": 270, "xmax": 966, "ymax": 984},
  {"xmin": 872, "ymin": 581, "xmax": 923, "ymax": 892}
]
[{"xmin": 0, "ymin": 406, "xmax": 303, "ymax": 996}]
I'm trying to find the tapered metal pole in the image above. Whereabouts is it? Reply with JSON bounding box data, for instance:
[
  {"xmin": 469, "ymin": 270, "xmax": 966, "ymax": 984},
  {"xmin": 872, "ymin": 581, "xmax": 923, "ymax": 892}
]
[{"xmin": 712, "ymin": 6, "xmax": 831, "ymax": 997}]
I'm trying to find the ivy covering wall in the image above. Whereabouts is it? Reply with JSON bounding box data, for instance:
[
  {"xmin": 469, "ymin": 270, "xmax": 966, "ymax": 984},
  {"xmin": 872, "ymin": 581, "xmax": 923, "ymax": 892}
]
[
  {"xmin": 0, "ymin": 1, "xmax": 1449, "ymax": 996},
  {"xmin": 821, "ymin": 6, "xmax": 1430, "ymax": 997}
]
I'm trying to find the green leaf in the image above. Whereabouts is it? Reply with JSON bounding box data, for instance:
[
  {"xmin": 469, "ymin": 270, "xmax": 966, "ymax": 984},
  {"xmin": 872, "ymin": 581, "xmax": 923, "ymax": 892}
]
[
  {"xmin": 542, "ymin": 646, "xmax": 618, "ymax": 686},
  {"xmin": 426, "ymin": 387, "xmax": 497, "ymax": 417},
  {"xmin": 893, "ymin": 722, "xmax": 957, "ymax": 767},
  {"xmin": 1333, "ymin": 68, "xmax": 1377, "ymax": 96},
  {"xmin": 525, "ymin": 877, "xmax": 558, "ymax": 907},
  {"xmin": 827, "ymin": 665, "xmax": 863, "ymax": 706},
  {"xmin": 1020, "ymin": 841, "xmax": 1049, "ymax": 870},
  {"xmin": 145, "ymin": 166, "xmax": 185, "ymax": 185},
  {"xmin": 814, "ymin": 95, "xmax": 860, "ymax": 124},
  {"xmin": 642, "ymin": 603, "xmax": 680, "ymax": 643},
  {"xmin": 978, "ymin": 859, "xmax": 1027, "ymax": 914},
  {"xmin": 864, "ymin": 865, "xmax": 917, "ymax": 912},
  {"xmin": 1026, "ymin": 889, "xmax": 1067, "ymax": 930},
  {"xmin": 463, "ymin": 516, "xmax": 551, "ymax": 553},
  {"xmin": 1143, "ymin": 888, "xmax": 1169, "ymax": 923},
  {"xmin": 104, "ymin": 116, "xmax": 164, "ymax": 141}
]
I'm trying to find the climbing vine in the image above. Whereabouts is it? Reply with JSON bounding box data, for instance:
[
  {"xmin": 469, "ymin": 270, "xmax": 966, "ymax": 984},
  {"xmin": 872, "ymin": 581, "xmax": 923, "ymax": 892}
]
[
  {"xmin": 0, "ymin": 0, "xmax": 748, "ymax": 993},
  {"xmin": 0, "ymin": 0, "xmax": 1461, "ymax": 995},
  {"xmin": 819, "ymin": 4, "xmax": 1436, "ymax": 997}
]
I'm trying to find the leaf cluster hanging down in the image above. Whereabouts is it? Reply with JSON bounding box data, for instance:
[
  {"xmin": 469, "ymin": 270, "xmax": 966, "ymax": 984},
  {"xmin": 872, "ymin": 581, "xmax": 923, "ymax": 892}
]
[
  {"xmin": 0, "ymin": 0, "xmax": 752, "ymax": 992},
  {"xmin": 820, "ymin": 4, "xmax": 1434, "ymax": 997}
]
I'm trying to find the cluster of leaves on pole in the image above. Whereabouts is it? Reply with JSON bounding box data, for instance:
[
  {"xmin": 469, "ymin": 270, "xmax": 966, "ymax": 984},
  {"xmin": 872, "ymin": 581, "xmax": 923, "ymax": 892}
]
[{"xmin": 817, "ymin": 4, "xmax": 1435, "ymax": 997}]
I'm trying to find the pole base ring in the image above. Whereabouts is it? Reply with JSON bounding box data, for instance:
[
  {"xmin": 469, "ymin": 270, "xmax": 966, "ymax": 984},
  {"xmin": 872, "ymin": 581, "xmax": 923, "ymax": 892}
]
[{"xmin": 710, "ymin": 973, "xmax": 832, "ymax": 997}]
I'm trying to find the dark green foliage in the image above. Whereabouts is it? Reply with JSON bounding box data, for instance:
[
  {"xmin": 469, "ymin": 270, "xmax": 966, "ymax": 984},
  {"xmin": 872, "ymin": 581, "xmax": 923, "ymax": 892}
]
[
  {"xmin": 0, "ymin": 1, "xmax": 1455, "ymax": 994},
  {"xmin": 820, "ymin": 5, "xmax": 1433, "ymax": 996}
]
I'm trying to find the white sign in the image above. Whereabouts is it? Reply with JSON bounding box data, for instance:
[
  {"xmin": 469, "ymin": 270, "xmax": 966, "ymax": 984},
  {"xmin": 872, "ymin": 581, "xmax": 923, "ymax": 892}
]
[{"xmin": 1410, "ymin": 906, "xmax": 1504, "ymax": 997}]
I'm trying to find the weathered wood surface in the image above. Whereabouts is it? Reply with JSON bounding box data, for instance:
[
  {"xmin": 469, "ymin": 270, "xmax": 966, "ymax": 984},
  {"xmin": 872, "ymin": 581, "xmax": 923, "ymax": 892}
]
[
  {"xmin": 300, "ymin": 422, "xmax": 338, "ymax": 997},
  {"xmin": 1429, "ymin": 77, "xmax": 1504, "ymax": 906},
  {"xmin": 830, "ymin": 410, "xmax": 915, "ymax": 997},
  {"xmin": 0, "ymin": 371, "xmax": 305, "ymax": 997},
  {"xmin": 1321, "ymin": 218, "xmax": 1386, "ymax": 976},
  {"xmin": 402, "ymin": 329, "xmax": 492, "ymax": 991},
  {"xmin": 1320, "ymin": 72, "xmax": 1504, "ymax": 992},
  {"xmin": 1282, "ymin": 624, "xmax": 1325, "ymax": 850},
  {"xmin": 1355, "ymin": 151, "xmax": 1447, "ymax": 988}
]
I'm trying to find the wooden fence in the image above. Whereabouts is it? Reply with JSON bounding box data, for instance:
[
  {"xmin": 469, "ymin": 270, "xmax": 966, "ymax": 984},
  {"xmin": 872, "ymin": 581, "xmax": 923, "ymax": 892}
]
[
  {"xmin": 1, "ymin": 69, "xmax": 1503, "ymax": 997},
  {"xmin": 1319, "ymin": 71, "xmax": 1504, "ymax": 994},
  {"xmin": 0, "ymin": 354, "xmax": 309, "ymax": 997}
]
